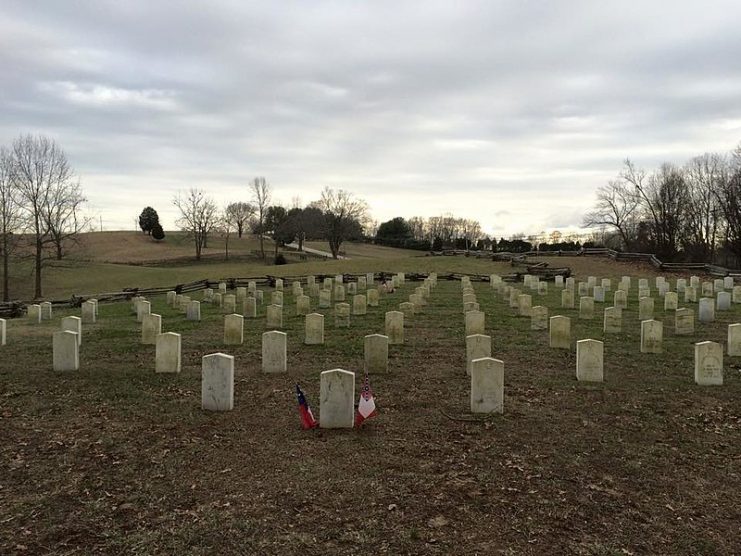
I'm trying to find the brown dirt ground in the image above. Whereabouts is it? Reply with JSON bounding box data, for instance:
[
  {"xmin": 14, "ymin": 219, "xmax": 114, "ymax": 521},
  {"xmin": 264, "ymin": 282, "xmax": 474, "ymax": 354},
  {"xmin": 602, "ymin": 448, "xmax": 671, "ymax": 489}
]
[{"xmin": 1, "ymin": 260, "xmax": 740, "ymax": 555}]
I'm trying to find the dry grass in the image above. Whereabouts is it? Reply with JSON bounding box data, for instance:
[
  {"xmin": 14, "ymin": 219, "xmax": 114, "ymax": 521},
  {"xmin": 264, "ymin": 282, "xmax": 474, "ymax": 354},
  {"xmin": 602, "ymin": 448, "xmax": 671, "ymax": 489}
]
[{"xmin": 1, "ymin": 260, "xmax": 740, "ymax": 554}]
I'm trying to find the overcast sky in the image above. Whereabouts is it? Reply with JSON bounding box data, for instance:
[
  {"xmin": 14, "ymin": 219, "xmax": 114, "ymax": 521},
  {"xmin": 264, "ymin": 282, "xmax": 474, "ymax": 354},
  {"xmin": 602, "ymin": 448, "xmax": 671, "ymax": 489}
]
[{"xmin": 2, "ymin": 1, "xmax": 741, "ymax": 237}]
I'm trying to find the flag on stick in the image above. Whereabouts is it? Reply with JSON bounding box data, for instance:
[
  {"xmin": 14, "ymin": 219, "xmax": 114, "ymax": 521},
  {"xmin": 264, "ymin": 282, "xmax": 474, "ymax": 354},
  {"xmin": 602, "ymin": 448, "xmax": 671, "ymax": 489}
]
[
  {"xmin": 296, "ymin": 384, "xmax": 318, "ymax": 430},
  {"xmin": 355, "ymin": 373, "xmax": 378, "ymax": 427}
]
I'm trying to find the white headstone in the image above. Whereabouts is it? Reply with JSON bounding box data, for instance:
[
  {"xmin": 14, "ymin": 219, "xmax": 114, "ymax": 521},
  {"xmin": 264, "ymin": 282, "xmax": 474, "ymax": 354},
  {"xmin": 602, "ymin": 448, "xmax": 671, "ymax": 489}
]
[
  {"xmin": 243, "ymin": 297, "xmax": 257, "ymax": 318},
  {"xmin": 262, "ymin": 330, "xmax": 287, "ymax": 373},
  {"xmin": 319, "ymin": 369, "xmax": 355, "ymax": 428},
  {"xmin": 640, "ymin": 320, "xmax": 663, "ymax": 354},
  {"xmin": 531, "ymin": 306, "xmax": 548, "ymax": 330},
  {"xmin": 367, "ymin": 288, "xmax": 379, "ymax": 307},
  {"xmin": 156, "ymin": 332, "xmax": 181, "ymax": 373},
  {"xmin": 223, "ymin": 294, "xmax": 237, "ymax": 313},
  {"xmin": 141, "ymin": 313, "xmax": 161, "ymax": 345},
  {"xmin": 664, "ymin": 292, "xmax": 678, "ymax": 311},
  {"xmin": 694, "ymin": 341, "xmax": 723, "ymax": 385},
  {"xmin": 549, "ymin": 316, "xmax": 571, "ymax": 349},
  {"xmin": 593, "ymin": 286, "xmax": 605, "ymax": 303},
  {"xmin": 733, "ymin": 286, "xmax": 741, "ymax": 304},
  {"xmin": 470, "ymin": 357, "xmax": 504, "ymax": 414},
  {"xmin": 684, "ymin": 286, "xmax": 697, "ymax": 303},
  {"xmin": 201, "ymin": 353, "xmax": 234, "ymax": 411},
  {"xmin": 579, "ymin": 297, "xmax": 594, "ymax": 320},
  {"xmin": 465, "ymin": 310, "xmax": 485, "ymax": 336},
  {"xmin": 638, "ymin": 297, "xmax": 654, "ymax": 321},
  {"xmin": 517, "ymin": 294, "xmax": 532, "ymax": 317},
  {"xmin": 319, "ymin": 289, "xmax": 332, "ymax": 308},
  {"xmin": 275, "ymin": 278, "xmax": 284, "ymax": 291},
  {"xmin": 385, "ymin": 311, "xmax": 404, "ymax": 344},
  {"xmin": 727, "ymin": 323, "xmax": 741, "ymax": 356},
  {"xmin": 576, "ymin": 339, "xmax": 603, "ymax": 382},
  {"xmin": 28, "ymin": 304, "xmax": 41, "ymax": 323},
  {"xmin": 352, "ymin": 294, "xmax": 367, "ymax": 316},
  {"xmin": 698, "ymin": 298, "xmax": 715, "ymax": 322},
  {"xmin": 334, "ymin": 302, "xmax": 351, "ymax": 328},
  {"xmin": 61, "ymin": 316, "xmax": 82, "ymax": 346},
  {"xmin": 304, "ymin": 313, "xmax": 324, "ymax": 345},
  {"xmin": 271, "ymin": 291, "xmax": 284, "ymax": 307},
  {"xmin": 40, "ymin": 301, "xmax": 53, "ymax": 320},
  {"xmin": 561, "ymin": 289, "xmax": 574, "ymax": 309},
  {"xmin": 716, "ymin": 291, "xmax": 731, "ymax": 311},
  {"xmin": 400, "ymin": 301, "xmax": 415, "ymax": 320},
  {"xmin": 365, "ymin": 334, "xmax": 389, "ymax": 373},
  {"xmin": 224, "ymin": 314, "xmax": 244, "ymax": 345},
  {"xmin": 675, "ymin": 308, "xmax": 695, "ymax": 335},
  {"xmin": 466, "ymin": 334, "xmax": 491, "ymax": 375},
  {"xmin": 186, "ymin": 300, "xmax": 201, "ymax": 321},
  {"xmin": 81, "ymin": 301, "xmax": 96, "ymax": 324},
  {"xmin": 603, "ymin": 307, "xmax": 622, "ymax": 334},
  {"xmin": 266, "ymin": 304, "xmax": 283, "ymax": 328},
  {"xmin": 333, "ymin": 284, "xmax": 346, "ymax": 302},
  {"xmin": 613, "ymin": 290, "xmax": 627, "ymax": 310},
  {"xmin": 296, "ymin": 294, "xmax": 311, "ymax": 316},
  {"xmin": 53, "ymin": 330, "xmax": 79, "ymax": 371}
]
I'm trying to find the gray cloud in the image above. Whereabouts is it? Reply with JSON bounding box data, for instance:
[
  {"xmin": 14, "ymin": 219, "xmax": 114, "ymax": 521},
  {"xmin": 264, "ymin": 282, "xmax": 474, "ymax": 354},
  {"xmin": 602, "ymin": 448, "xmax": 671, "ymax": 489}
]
[{"xmin": 1, "ymin": 0, "xmax": 741, "ymax": 236}]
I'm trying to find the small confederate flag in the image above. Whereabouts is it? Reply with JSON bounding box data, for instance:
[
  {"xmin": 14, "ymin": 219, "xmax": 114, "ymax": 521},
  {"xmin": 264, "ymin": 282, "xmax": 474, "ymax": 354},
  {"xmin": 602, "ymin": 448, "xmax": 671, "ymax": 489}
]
[
  {"xmin": 296, "ymin": 384, "xmax": 318, "ymax": 430},
  {"xmin": 355, "ymin": 373, "xmax": 378, "ymax": 427}
]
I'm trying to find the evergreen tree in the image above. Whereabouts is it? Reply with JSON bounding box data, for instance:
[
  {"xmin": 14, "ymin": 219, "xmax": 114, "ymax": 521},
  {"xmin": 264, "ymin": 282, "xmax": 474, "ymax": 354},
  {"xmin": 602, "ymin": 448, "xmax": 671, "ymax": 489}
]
[{"xmin": 139, "ymin": 206, "xmax": 160, "ymax": 235}]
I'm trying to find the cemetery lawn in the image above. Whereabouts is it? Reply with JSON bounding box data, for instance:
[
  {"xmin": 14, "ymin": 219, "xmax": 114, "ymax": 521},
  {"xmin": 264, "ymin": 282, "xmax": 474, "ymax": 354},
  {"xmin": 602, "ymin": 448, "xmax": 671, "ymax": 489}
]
[{"xmin": 1, "ymin": 257, "xmax": 740, "ymax": 554}]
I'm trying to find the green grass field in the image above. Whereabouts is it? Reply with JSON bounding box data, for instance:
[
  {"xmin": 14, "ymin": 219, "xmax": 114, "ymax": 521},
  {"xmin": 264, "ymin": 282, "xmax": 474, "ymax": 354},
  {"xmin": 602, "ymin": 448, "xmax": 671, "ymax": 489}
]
[{"xmin": 1, "ymin": 260, "xmax": 740, "ymax": 554}]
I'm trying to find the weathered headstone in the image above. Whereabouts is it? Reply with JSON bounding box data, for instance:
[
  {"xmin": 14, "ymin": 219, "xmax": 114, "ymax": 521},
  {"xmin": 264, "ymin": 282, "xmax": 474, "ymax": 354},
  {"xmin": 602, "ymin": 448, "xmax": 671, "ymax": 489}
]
[
  {"xmin": 465, "ymin": 310, "xmax": 485, "ymax": 336},
  {"xmin": 675, "ymin": 308, "xmax": 695, "ymax": 335},
  {"xmin": 352, "ymin": 294, "xmax": 367, "ymax": 316},
  {"xmin": 638, "ymin": 278, "xmax": 648, "ymax": 290},
  {"xmin": 664, "ymin": 292, "xmax": 678, "ymax": 311},
  {"xmin": 578, "ymin": 282, "xmax": 589, "ymax": 296},
  {"xmin": 255, "ymin": 290, "xmax": 264, "ymax": 305},
  {"xmin": 613, "ymin": 290, "xmax": 627, "ymax": 310},
  {"xmin": 167, "ymin": 290, "xmax": 177, "ymax": 306},
  {"xmin": 180, "ymin": 295, "xmax": 192, "ymax": 312},
  {"xmin": 61, "ymin": 316, "xmax": 82, "ymax": 346},
  {"xmin": 518, "ymin": 294, "xmax": 532, "ymax": 317},
  {"xmin": 141, "ymin": 313, "xmax": 161, "ymax": 345},
  {"xmin": 262, "ymin": 330, "xmax": 287, "ymax": 373},
  {"xmin": 334, "ymin": 302, "xmax": 351, "ymax": 328},
  {"xmin": 593, "ymin": 286, "xmax": 605, "ymax": 303},
  {"xmin": 640, "ymin": 320, "xmax": 663, "ymax": 354},
  {"xmin": 224, "ymin": 314, "xmax": 244, "ymax": 345},
  {"xmin": 266, "ymin": 304, "xmax": 283, "ymax": 328},
  {"xmin": 40, "ymin": 301, "xmax": 53, "ymax": 321},
  {"xmin": 684, "ymin": 286, "xmax": 697, "ymax": 303},
  {"xmin": 561, "ymin": 289, "xmax": 575, "ymax": 309},
  {"xmin": 223, "ymin": 294, "xmax": 237, "ymax": 313},
  {"xmin": 638, "ymin": 287, "xmax": 651, "ymax": 299},
  {"xmin": 727, "ymin": 323, "xmax": 741, "ymax": 356},
  {"xmin": 531, "ymin": 306, "xmax": 548, "ymax": 330},
  {"xmin": 694, "ymin": 341, "xmax": 723, "ymax": 385},
  {"xmin": 275, "ymin": 278, "xmax": 284, "ymax": 291},
  {"xmin": 186, "ymin": 300, "xmax": 201, "ymax": 321},
  {"xmin": 364, "ymin": 334, "xmax": 389, "ymax": 373},
  {"xmin": 236, "ymin": 287, "xmax": 247, "ymax": 302},
  {"xmin": 555, "ymin": 275, "xmax": 564, "ymax": 289},
  {"xmin": 676, "ymin": 279, "xmax": 687, "ymax": 294},
  {"xmin": 549, "ymin": 316, "xmax": 570, "ymax": 349},
  {"xmin": 716, "ymin": 291, "xmax": 731, "ymax": 311},
  {"xmin": 271, "ymin": 291, "xmax": 284, "ymax": 307},
  {"xmin": 319, "ymin": 369, "xmax": 355, "ymax": 428},
  {"xmin": 28, "ymin": 304, "xmax": 41, "ymax": 323},
  {"xmin": 576, "ymin": 339, "xmax": 603, "ymax": 382},
  {"xmin": 155, "ymin": 332, "xmax": 181, "ymax": 373},
  {"xmin": 53, "ymin": 330, "xmax": 79, "ymax": 371},
  {"xmin": 367, "ymin": 288, "xmax": 379, "ymax": 307},
  {"xmin": 385, "ymin": 311, "xmax": 404, "ymax": 344},
  {"xmin": 639, "ymin": 297, "xmax": 654, "ymax": 320},
  {"xmin": 347, "ymin": 282, "xmax": 357, "ymax": 296},
  {"xmin": 334, "ymin": 284, "xmax": 346, "ymax": 302},
  {"xmin": 470, "ymin": 357, "xmax": 504, "ymax": 414},
  {"xmin": 296, "ymin": 294, "xmax": 311, "ymax": 316},
  {"xmin": 702, "ymin": 282, "xmax": 714, "ymax": 297},
  {"xmin": 587, "ymin": 276, "xmax": 597, "ymax": 288},
  {"xmin": 713, "ymin": 278, "xmax": 725, "ymax": 292},
  {"xmin": 734, "ymin": 286, "xmax": 741, "ymax": 304},
  {"xmin": 201, "ymin": 353, "xmax": 234, "ymax": 411},
  {"xmin": 81, "ymin": 301, "xmax": 96, "ymax": 324},
  {"xmin": 538, "ymin": 281, "xmax": 548, "ymax": 295},
  {"xmin": 466, "ymin": 334, "xmax": 491, "ymax": 375},
  {"xmin": 603, "ymin": 307, "xmax": 622, "ymax": 333},
  {"xmin": 698, "ymin": 298, "xmax": 715, "ymax": 322},
  {"xmin": 218, "ymin": 281, "xmax": 227, "ymax": 294},
  {"xmin": 690, "ymin": 275, "xmax": 700, "ymax": 288},
  {"xmin": 358, "ymin": 276, "xmax": 367, "ymax": 291},
  {"xmin": 601, "ymin": 278, "xmax": 611, "ymax": 291},
  {"xmin": 399, "ymin": 301, "xmax": 415, "ymax": 320},
  {"xmin": 319, "ymin": 289, "xmax": 332, "ymax": 308},
  {"xmin": 304, "ymin": 313, "xmax": 324, "ymax": 345},
  {"xmin": 0, "ymin": 318, "xmax": 5, "ymax": 346},
  {"xmin": 203, "ymin": 288, "xmax": 214, "ymax": 302},
  {"xmin": 243, "ymin": 297, "xmax": 257, "ymax": 318},
  {"xmin": 579, "ymin": 297, "xmax": 594, "ymax": 320}
]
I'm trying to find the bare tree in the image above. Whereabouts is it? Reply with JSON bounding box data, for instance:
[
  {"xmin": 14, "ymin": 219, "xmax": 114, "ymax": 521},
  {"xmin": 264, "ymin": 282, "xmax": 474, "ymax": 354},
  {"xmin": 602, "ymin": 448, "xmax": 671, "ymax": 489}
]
[
  {"xmin": 250, "ymin": 177, "xmax": 271, "ymax": 259},
  {"xmin": 225, "ymin": 201, "xmax": 255, "ymax": 239},
  {"xmin": 583, "ymin": 180, "xmax": 641, "ymax": 249},
  {"xmin": 315, "ymin": 187, "xmax": 369, "ymax": 259},
  {"xmin": 173, "ymin": 188, "xmax": 219, "ymax": 260},
  {"xmin": 0, "ymin": 147, "xmax": 22, "ymax": 301},
  {"xmin": 683, "ymin": 153, "xmax": 726, "ymax": 260},
  {"xmin": 11, "ymin": 134, "xmax": 85, "ymax": 298}
]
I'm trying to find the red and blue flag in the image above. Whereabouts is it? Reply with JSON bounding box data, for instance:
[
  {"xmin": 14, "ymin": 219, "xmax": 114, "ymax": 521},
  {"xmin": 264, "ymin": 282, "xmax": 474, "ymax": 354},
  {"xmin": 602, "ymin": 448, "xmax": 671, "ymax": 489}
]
[{"xmin": 296, "ymin": 384, "xmax": 318, "ymax": 430}]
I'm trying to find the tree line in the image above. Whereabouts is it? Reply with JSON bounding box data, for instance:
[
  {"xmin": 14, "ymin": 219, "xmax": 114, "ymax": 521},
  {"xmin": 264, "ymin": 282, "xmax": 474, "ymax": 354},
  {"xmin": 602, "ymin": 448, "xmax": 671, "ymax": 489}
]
[
  {"xmin": 584, "ymin": 144, "xmax": 741, "ymax": 264},
  {"xmin": 169, "ymin": 181, "xmax": 369, "ymax": 263},
  {"xmin": 0, "ymin": 135, "xmax": 88, "ymax": 300}
]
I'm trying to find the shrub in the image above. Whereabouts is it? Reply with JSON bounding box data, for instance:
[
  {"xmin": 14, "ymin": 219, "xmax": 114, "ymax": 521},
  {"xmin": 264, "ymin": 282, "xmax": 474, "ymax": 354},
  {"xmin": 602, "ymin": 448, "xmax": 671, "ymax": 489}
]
[{"xmin": 274, "ymin": 253, "xmax": 287, "ymax": 265}]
